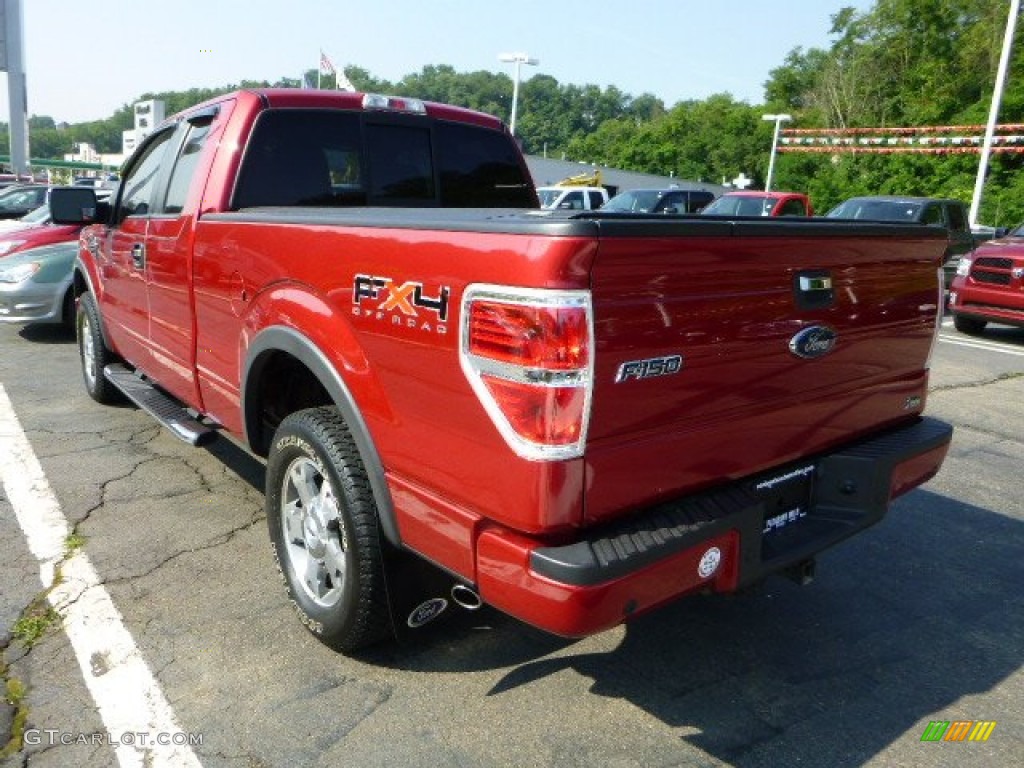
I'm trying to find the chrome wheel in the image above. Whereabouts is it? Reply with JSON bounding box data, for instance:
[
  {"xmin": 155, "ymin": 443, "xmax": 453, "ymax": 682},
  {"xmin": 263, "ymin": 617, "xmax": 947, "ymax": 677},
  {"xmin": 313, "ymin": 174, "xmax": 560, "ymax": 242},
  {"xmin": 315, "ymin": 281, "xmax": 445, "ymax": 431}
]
[
  {"xmin": 76, "ymin": 292, "xmax": 120, "ymax": 404},
  {"xmin": 80, "ymin": 311, "xmax": 98, "ymax": 390},
  {"xmin": 280, "ymin": 455, "xmax": 347, "ymax": 609},
  {"xmin": 267, "ymin": 407, "xmax": 392, "ymax": 651}
]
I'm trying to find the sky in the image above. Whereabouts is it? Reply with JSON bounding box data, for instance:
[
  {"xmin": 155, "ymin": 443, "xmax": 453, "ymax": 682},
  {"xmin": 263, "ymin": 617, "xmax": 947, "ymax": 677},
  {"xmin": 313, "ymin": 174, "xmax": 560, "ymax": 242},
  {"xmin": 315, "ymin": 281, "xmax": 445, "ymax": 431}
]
[{"xmin": 2, "ymin": 0, "xmax": 876, "ymax": 126}]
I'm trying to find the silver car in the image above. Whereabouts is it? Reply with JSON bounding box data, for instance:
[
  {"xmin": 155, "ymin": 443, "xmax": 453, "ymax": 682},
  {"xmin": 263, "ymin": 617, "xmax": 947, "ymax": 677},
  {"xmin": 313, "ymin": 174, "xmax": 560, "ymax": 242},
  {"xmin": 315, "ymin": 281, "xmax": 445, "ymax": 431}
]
[{"xmin": 0, "ymin": 241, "xmax": 77, "ymax": 328}]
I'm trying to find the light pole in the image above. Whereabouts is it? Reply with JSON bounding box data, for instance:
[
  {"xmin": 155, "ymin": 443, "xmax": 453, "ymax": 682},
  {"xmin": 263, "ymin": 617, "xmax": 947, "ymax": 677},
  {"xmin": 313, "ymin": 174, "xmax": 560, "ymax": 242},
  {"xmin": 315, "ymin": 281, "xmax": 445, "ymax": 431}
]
[
  {"xmin": 761, "ymin": 113, "xmax": 792, "ymax": 191},
  {"xmin": 969, "ymin": 0, "xmax": 1020, "ymax": 226},
  {"xmin": 498, "ymin": 52, "xmax": 539, "ymax": 136}
]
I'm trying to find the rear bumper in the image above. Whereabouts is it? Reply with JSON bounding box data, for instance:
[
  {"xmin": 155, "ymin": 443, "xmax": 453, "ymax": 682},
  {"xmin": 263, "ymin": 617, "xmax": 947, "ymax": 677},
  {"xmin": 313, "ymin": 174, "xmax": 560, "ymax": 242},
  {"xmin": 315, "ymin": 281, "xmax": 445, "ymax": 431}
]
[{"xmin": 476, "ymin": 416, "xmax": 952, "ymax": 638}]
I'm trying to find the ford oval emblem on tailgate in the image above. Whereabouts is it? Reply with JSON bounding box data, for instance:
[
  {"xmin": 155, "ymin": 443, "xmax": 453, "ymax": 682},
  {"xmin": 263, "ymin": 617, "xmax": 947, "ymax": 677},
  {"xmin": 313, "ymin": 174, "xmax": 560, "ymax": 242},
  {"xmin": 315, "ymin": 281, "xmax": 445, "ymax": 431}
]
[{"xmin": 789, "ymin": 326, "xmax": 837, "ymax": 359}]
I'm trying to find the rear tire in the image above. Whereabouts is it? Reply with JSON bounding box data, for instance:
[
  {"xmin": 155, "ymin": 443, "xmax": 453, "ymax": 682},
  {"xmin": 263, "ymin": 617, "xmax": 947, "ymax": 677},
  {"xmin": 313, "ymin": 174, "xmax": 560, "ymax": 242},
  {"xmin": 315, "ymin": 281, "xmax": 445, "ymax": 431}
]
[
  {"xmin": 77, "ymin": 292, "xmax": 122, "ymax": 404},
  {"xmin": 953, "ymin": 314, "xmax": 986, "ymax": 336},
  {"xmin": 266, "ymin": 407, "xmax": 393, "ymax": 653}
]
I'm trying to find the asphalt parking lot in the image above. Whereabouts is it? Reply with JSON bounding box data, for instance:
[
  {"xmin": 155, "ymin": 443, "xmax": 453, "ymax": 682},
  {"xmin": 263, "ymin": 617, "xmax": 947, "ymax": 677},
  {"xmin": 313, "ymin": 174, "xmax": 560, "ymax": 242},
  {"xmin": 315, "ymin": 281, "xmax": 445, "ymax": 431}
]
[{"xmin": 1, "ymin": 319, "xmax": 1022, "ymax": 768}]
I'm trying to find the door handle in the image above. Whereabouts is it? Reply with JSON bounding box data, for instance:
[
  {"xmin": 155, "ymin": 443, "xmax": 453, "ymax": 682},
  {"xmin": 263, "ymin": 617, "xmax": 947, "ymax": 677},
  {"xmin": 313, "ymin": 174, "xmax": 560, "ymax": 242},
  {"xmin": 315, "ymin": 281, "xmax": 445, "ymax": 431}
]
[{"xmin": 131, "ymin": 243, "xmax": 146, "ymax": 270}]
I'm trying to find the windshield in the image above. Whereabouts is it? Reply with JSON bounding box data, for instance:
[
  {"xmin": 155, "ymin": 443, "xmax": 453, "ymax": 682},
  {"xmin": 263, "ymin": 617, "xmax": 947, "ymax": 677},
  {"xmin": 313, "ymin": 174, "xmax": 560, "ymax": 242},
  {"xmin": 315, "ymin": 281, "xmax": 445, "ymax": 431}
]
[
  {"xmin": 0, "ymin": 186, "xmax": 44, "ymax": 212},
  {"xmin": 602, "ymin": 190, "xmax": 663, "ymax": 212},
  {"xmin": 826, "ymin": 199, "xmax": 922, "ymax": 222},
  {"xmin": 702, "ymin": 195, "xmax": 774, "ymax": 216}
]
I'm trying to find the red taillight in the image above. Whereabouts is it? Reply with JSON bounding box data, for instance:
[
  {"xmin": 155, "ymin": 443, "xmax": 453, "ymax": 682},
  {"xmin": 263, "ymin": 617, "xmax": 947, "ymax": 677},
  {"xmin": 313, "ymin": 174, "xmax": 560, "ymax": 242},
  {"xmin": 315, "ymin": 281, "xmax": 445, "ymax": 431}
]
[
  {"xmin": 468, "ymin": 301, "xmax": 589, "ymax": 369},
  {"xmin": 480, "ymin": 377, "xmax": 587, "ymax": 445},
  {"xmin": 461, "ymin": 285, "xmax": 592, "ymax": 460}
]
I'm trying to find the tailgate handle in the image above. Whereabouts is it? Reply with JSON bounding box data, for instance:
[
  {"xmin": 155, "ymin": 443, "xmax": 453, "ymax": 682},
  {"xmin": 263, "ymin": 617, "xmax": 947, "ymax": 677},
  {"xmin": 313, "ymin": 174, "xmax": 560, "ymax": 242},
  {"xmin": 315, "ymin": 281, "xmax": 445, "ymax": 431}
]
[
  {"xmin": 794, "ymin": 270, "xmax": 834, "ymax": 310},
  {"xmin": 799, "ymin": 276, "xmax": 832, "ymax": 291}
]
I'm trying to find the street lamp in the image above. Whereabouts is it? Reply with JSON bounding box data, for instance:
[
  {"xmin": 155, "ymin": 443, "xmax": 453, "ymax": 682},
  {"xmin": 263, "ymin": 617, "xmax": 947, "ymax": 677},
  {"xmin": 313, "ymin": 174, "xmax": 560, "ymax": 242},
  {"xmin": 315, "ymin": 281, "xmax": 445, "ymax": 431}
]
[
  {"xmin": 498, "ymin": 52, "xmax": 539, "ymax": 136},
  {"xmin": 761, "ymin": 113, "xmax": 792, "ymax": 191}
]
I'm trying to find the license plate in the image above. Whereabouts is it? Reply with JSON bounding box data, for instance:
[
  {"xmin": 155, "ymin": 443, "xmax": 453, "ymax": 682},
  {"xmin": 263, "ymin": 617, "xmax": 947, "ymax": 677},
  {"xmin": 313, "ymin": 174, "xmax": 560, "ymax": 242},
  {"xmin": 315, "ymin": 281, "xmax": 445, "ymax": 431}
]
[{"xmin": 751, "ymin": 464, "xmax": 815, "ymax": 558}]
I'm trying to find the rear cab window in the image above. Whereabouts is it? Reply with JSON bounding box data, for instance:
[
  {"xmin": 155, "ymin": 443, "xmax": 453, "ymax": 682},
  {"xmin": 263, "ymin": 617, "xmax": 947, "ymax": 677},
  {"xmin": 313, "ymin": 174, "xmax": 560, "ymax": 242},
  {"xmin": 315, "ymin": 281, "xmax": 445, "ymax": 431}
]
[{"xmin": 231, "ymin": 108, "xmax": 536, "ymax": 209}]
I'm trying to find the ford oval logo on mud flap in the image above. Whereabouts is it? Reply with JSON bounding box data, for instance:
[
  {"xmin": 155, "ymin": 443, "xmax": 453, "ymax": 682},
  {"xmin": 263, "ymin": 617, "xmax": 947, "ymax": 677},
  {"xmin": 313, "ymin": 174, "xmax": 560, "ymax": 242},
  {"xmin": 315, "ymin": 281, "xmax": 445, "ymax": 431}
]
[{"xmin": 789, "ymin": 325, "xmax": 838, "ymax": 359}]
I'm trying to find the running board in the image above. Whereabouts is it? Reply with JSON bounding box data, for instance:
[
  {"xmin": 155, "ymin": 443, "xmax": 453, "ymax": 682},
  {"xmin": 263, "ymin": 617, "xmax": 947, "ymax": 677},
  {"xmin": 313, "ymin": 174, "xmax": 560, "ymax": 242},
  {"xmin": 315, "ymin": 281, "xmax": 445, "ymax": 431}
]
[{"xmin": 103, "ymin": 364, "xmax": 216, "ymax": 446}]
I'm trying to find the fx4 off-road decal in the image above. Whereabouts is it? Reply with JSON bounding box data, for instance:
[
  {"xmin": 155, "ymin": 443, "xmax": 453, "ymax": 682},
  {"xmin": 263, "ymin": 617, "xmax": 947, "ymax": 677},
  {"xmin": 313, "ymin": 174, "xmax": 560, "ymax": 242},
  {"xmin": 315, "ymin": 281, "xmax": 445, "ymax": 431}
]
[{"xmin": 352, "ymin": 274, "xmax": 450, "ymax": 334}]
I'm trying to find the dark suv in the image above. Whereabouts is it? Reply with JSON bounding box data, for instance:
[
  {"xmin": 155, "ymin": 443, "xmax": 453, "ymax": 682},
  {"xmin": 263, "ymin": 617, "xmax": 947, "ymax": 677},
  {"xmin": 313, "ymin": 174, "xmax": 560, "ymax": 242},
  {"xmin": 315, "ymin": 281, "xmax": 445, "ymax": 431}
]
[
  {"xmin": 825, "ymin": 196, "xmax": 975, "ymax": 289},
  {"xmin": 602, "ymin": 187, "xmax": 715, "ymax": 215}
]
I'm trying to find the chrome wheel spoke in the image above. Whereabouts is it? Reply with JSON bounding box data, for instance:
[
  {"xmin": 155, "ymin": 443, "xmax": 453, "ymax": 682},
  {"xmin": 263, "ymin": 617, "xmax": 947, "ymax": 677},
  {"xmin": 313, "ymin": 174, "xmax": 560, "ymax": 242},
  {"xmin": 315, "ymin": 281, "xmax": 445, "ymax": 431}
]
[
  {"xmin": 289, "ymin": 461, "xmax": 318, "ymax": 510},
  {"xmin": 304, "ymin": 554, "xmax": 329, "ymax": 599},
  {"xmin": 282, "ymin": 498, "xmax": 305, "ymax": 545},
  {"xmin": 322, "ymin": 539, "xmax": 346, "ymax": 587}
]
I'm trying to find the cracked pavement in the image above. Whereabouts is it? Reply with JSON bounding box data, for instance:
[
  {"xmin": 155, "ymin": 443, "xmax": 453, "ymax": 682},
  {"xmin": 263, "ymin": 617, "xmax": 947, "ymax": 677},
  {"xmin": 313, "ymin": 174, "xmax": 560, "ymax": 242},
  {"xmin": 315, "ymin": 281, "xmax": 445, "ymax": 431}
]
[{"xmin": 2, "ymin": 320, "xmax": 1022, "ymax": 768}]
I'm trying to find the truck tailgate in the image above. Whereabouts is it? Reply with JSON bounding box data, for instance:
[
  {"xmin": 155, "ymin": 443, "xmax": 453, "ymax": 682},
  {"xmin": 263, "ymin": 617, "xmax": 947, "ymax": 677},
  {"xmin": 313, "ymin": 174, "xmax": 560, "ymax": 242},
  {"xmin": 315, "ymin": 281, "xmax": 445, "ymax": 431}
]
[{"xmin": 584, "ymin": 218, "xmax": 947, "ymax": 524}]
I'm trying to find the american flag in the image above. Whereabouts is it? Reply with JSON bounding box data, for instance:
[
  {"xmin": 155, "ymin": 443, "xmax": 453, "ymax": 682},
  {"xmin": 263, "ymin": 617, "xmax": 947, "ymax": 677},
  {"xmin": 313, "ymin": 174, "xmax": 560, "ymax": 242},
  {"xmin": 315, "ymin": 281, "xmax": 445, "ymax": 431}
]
[{"xmin": 319, "ymin": 50, "xmax": 336, "ymax": 76}]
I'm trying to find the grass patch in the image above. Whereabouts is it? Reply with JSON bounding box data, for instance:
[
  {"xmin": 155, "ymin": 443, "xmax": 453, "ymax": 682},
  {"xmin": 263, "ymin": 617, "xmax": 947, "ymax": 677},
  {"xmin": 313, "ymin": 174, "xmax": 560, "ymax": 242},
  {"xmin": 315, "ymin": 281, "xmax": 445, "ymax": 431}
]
[
  {"xmin": 64, "ymin": 531, "xmax": 86, "ymax": 552},
  {"xmin": 12, "ymin": 603, "xmax": 59, "ymax": 648},
  {"xmin": 1, "ymin": 673, "xmax": 29, "ymax": 759}
]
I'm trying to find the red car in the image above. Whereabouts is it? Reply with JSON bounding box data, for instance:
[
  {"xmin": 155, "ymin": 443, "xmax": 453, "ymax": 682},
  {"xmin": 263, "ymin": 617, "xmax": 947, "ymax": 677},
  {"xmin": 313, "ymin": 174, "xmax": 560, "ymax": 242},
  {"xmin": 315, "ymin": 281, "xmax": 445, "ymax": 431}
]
[
  {"xmin": 701, "ymin": 190, "xmax": 814, "ymax": 217},
  {"xmin": 0, "ymin": 205, "xmax": 83, "ymax": 258},
  {"xmin": 948, "ymin": 225, "xmax": 1024, "ymax": 335}
]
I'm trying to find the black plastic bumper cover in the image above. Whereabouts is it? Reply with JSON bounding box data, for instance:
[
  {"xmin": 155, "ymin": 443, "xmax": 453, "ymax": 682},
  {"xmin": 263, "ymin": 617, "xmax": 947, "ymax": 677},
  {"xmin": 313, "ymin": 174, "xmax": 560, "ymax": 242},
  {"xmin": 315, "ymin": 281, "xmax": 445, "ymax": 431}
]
[{"xmin": 531, "ymin": 417, "xmax": 953, "ymax": 587}]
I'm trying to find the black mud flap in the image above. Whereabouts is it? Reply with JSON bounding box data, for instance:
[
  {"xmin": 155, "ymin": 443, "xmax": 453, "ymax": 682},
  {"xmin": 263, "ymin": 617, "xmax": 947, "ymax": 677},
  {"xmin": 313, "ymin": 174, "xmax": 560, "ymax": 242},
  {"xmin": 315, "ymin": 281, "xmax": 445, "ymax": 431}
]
[{"xmin": 379, "ymin": 541, "xmax": 467, "ymax": 643}]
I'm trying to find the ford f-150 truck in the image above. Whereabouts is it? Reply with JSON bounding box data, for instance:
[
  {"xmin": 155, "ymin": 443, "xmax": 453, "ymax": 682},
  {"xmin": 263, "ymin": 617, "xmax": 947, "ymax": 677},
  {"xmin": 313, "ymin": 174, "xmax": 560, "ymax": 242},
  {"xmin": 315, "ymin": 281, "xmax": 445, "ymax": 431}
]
[{"xmin": 51, "ymin": 89, "xmax": 953, "ymax": 654}]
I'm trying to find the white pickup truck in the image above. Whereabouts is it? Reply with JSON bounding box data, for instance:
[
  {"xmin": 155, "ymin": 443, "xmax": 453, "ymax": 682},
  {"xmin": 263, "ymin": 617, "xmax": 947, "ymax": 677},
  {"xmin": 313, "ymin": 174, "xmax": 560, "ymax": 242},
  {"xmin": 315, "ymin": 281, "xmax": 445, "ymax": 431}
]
[{"xmin": 536, "ymin": 185, "xmax": 609, "ymax": 211}]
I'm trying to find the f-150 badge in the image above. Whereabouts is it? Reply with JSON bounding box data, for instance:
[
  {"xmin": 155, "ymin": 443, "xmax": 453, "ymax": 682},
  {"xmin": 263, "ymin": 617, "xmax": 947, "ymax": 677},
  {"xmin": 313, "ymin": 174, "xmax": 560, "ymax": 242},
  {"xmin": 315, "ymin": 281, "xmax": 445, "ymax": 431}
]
[
  {"xmin": 789, "ymin": 326, "xmax": 837, "ymax": 359},
  {"xmin": 615, "ymin": 354, "xmax": 683, "ymax": 382}
]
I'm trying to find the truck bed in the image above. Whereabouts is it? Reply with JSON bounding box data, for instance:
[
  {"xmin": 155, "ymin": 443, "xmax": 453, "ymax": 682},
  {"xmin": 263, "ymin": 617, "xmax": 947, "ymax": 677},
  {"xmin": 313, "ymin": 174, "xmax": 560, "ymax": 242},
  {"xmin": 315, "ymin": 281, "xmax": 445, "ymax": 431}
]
[{"xmin": 197, "ymin": 208, "xmax": 946, "ymax": 532}]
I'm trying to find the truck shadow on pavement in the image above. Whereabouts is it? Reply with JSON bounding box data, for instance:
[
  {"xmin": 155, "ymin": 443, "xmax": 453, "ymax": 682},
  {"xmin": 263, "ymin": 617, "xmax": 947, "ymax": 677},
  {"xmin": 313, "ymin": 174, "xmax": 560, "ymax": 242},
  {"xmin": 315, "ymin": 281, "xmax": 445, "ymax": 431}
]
[
  {"xmin": 17, "ymin": 324, "xmax": 75, "ymax": 345},
  {"xmin": 950, "ymin": 324, "xmax": 1024, "ymax": 346},
  {"xmin": 371, "ymin": 488, "xmax": 1022, "ymax": 766}
]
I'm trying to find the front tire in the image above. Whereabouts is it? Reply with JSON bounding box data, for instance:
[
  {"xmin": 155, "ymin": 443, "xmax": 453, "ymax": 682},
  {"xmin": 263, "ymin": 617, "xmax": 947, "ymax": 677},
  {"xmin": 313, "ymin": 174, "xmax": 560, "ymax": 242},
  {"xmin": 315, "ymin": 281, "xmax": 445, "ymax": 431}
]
[
  {"xmin": 77, "ymin": 292, "xmax": 121, "ymax": 404},
  {"xmin": 953, "ymin": 314, "xmax": 986, "ymax": 336},
  {"xmin": 266, "ymin": 407, "xmax": 392, "ymax": 652}
]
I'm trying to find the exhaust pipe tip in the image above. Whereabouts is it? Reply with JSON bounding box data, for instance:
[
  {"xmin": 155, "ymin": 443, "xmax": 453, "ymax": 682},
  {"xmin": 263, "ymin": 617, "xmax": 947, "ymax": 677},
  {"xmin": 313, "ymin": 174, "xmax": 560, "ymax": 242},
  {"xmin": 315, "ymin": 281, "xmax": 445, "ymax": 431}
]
[
  {"xmin": 785, "ymin": 558, "xmax": 816, "ymax": 586},
  {"xmin": 451, "ymin": 583, "xmax": 483, "ymax": 611}
]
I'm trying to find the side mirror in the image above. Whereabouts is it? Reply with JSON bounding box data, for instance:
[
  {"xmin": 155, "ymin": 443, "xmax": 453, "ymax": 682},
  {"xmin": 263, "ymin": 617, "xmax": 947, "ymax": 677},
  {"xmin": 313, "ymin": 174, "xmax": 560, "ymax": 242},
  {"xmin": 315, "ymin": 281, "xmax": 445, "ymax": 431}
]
[{"xmin": 49, "ymin": 186, "xmax": 111, "ymax": 225}]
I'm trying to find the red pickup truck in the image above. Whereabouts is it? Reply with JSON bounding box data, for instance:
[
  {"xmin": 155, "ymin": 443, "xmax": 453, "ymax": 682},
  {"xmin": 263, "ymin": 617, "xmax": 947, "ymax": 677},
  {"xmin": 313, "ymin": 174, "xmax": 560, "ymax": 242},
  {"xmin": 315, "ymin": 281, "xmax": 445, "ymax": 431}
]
[
  {"xmin": 51, "ymin": 89, "xmax": 953, "ymax": 653},
  {"xmin": 700, "ymin": 190, "xmax": 814, "ymax": 217},
  {"xmin": 948, "ymin": 225, "xmax": 1024, "ymax": 335}
]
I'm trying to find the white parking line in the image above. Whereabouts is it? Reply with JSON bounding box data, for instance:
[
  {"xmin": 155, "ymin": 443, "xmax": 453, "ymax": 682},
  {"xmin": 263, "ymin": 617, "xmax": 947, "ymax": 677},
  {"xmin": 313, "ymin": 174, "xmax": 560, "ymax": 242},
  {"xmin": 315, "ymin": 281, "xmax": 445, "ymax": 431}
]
[
  {"xmin": 938, "ymin": 333, "xmax": 1024, "ymax": 357},
  {"xmin": 0, "ymin": 384, "xmax": 203, "ymax": 768}
]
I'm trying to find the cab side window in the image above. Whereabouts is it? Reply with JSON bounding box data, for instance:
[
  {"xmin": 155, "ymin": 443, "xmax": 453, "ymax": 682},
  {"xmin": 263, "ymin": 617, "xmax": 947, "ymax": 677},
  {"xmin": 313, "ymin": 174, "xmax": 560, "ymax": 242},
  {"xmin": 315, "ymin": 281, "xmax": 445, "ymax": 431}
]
[
  {"xmin": 562, "ymin": 191, "xmax": 584, "ymax": 209},
  {"xmin": 779, "ymin": 199, "xmax": 807, "ymax": 216},
  {"xmin": 946, "ymin": 203, "xmax": 967, "ymax": 232},
  {"xmin": 655, "ymin": 192, "xmax": 683, "ymax": 213},
  {"xmin": 162, "ymin": 122, "xmax": 212, "ymax": 214},
  {"xmin": 921, "ymin": 204, "xmax": 944, "ymax": 226},
  {"xmin": 686, "ymin": 191, "xmax": 714, "ymax": 212},
  {"xmin": 119, "ymin": 129, "xmax": 175, "ymax": 220}
]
